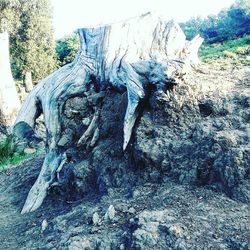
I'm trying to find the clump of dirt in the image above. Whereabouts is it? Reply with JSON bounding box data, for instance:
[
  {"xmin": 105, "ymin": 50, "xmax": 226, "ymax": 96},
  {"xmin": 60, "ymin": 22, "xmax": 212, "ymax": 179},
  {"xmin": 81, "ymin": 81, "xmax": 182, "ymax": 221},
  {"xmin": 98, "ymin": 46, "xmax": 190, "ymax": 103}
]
[
  {"xmin": 134, "ymin": 65, "xmax": 250, "ymax": 203},
  {"xmin": 58, "ymin": 64, "xmax": 250, "ymax": 204},
  {"xmin": 0, "ymin": 64, "xmax": 249, "ymax": 249}
]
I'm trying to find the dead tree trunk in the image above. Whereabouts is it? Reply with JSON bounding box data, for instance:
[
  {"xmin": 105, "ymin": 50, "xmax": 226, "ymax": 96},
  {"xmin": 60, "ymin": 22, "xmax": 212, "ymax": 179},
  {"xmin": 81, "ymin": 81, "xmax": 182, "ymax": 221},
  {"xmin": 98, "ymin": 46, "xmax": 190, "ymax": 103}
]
[
  {"xmin": 14, "ymin": 13, "xmax": 203, "ymax": 214},
  {"xmin": 0, "ymin": 32, "xmax": 21, "ymax": 126},
  {"xmin": 24, "ymin": 70, "xmax": 33, "ymax": 93}
]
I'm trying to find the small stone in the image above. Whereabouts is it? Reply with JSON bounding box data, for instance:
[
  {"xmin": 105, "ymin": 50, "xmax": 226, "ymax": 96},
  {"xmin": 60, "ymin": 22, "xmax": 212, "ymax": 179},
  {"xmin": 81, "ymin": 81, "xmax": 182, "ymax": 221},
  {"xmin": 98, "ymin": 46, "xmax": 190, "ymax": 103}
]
[
  {"xmin": 82, "ymin": 117, "xmax": 91, "ymax": 126},
  {"xmin": 115, "ymin": 203, "xmax": 129, "ymax": 212},
  {"xmin": 92, "ymin": 212, "xmax": 100, "ymax": 225},
  {"xmin": 41, "ymin": 219, "xmax": 48, "ymax": 233},
  {"xmin": 128, "ymin": 207, "xmax": 136, "ymax": 214},
  {"xmin": 133, "ymin": 190, "xmax": 140, "ymax": 198},
  {"xmin": 120, "ymin": 244, "xmax": 125, "ymax": 250},
  {"xmin": 57, "ymin": 134, "xmax": 72, "ymax": 146},
  {"xmin": 168, "ymin": 224, "xmax": 184, "ymax": 238},
  {"xmin": 24, "ymin": 147, "xmax": 36, "ymax": 154},
  {"xmin": 104, "ymin": 205, "xmax": 116, "ymax": 221}
]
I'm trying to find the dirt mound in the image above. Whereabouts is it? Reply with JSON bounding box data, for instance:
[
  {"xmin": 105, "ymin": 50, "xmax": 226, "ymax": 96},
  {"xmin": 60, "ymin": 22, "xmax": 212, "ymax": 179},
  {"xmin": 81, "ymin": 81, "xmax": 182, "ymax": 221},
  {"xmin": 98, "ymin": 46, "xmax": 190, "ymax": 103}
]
[
  {"xmin": 0, "ymin": 65, "xmax": 249, "ymax": 249},
  {"xmin": 59, "ymin": 64, "xmax": 250, "ymax": 203}
]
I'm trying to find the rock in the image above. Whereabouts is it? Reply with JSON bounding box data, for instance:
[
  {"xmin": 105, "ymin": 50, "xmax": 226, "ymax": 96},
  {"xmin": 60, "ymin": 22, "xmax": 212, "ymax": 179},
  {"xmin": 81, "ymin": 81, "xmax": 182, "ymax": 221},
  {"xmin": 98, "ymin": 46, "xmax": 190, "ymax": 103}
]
[
  {"xmin": 92, "ymin": 212, "xmax": 100, "ymax": 225},
  {"xmin": 41, "ymin": 219, "xmax": 48, "ymax": 233},
  {"xmin": 119, "ymin": 244, "xmax": 125, "ymax": 250},
  {"xmin": 133, "ymin": 190, "xmax": 141, "ymax": 198},
  {"xmin": 128, "ymin": 207, "xmax": 136, "ymax": 214},
  {"xmin": 167, "ymin": 224, "xmax": 184, "ymax": 238},
  {"xmin": 57, "ymin": 130, "xmax": 73, "ymax": 147},
  {"xmin": 104, "ymin": 205, "xmax": 116, "ymax": 221},
  {"xmin": 24, "ymin": 147, "xmax": 36, "ymax": 154},
  {"xmin": 82, "ymin": 117, "xmax": 91, "ymax": 126},
  {"xmin": 68, "ymin": 236, "xmax": 93, "ymax": 250}
]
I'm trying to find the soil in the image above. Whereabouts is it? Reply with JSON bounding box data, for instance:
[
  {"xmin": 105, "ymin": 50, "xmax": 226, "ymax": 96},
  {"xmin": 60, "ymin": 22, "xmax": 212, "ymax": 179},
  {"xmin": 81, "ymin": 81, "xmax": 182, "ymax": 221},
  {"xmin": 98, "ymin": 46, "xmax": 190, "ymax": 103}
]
[
  {"xmin": 0, "ymin": 157, "xmax": 249, "ymax": 250},
  {"xmin": 0, "ymin": 64, "xmax": 249, "ymax": 249}
]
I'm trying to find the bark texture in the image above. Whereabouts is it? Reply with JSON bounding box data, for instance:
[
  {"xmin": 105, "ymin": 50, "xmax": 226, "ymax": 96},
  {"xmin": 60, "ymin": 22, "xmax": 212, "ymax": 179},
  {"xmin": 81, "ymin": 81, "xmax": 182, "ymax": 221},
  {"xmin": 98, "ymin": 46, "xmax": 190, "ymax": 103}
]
[
  {"xmin": 14, "ymin": 13, "xmax": 203, "ymax": 213},
  {"xmin": 0, "ymin": 32, "xmax": 21, "ymax": 126}
]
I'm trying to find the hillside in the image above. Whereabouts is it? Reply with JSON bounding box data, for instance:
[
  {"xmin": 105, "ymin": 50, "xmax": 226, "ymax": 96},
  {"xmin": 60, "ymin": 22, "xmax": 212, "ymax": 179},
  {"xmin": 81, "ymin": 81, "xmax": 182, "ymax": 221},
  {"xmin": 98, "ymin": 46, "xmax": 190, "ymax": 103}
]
[{"xmin": 0, "ymin": 63, "xmax": 249, "ymax": 250}]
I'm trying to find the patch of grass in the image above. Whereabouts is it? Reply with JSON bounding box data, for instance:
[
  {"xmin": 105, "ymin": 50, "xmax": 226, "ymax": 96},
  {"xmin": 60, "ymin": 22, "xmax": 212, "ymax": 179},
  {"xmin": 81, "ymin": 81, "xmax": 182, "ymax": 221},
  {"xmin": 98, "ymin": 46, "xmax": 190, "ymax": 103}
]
[
  {"xmin": 0, "ymin": 137, "xmax": 35, "ymax": 171},
  {"xmin": 199, "ymin": 35, "xmax": 250, "ymax": 68}
]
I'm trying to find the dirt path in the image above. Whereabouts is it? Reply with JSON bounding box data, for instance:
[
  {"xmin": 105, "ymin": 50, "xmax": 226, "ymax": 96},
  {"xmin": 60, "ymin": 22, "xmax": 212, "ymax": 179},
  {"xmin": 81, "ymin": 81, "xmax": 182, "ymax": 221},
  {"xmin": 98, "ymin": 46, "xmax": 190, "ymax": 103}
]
[
  {"xmin": 0, "ymin": 157, "xmax": 249, "ymax": 249},
  {"xmin": 0, "ymin": 157, "xmax": 75, "ymax": 249}
]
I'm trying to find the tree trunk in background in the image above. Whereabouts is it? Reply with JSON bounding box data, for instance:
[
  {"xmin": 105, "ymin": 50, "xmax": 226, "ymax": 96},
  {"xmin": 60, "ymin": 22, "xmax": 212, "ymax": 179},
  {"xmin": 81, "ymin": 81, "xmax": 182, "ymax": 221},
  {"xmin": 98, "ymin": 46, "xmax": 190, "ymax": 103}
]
[
  {"xmin": 0, "ymin": 32, "xmax": 21, "ymax": 126},
  {"xmin": 24, "ymin": 70, "xmax": 33, "ymax": 93}
]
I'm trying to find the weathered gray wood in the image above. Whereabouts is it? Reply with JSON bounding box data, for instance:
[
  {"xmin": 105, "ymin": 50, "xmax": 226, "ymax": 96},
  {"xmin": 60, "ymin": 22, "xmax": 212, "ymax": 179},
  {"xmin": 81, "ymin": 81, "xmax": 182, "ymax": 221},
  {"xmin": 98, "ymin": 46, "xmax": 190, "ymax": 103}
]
[
  {"xmin": 14, "ymin": 13, "xmax": 203, "ymax": 214},
  {"xmin": 0, "ymin": 32, "xmax": 21, "ymax": 126}
]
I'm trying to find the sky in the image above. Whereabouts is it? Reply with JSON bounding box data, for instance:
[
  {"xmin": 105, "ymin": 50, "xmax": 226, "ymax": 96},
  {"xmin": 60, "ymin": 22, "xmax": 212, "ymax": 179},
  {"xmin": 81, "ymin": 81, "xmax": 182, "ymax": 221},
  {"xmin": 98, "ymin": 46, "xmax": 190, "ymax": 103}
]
[{"xmin": 52, "ymin": 0, "xmax": 235, "ymax": 39}]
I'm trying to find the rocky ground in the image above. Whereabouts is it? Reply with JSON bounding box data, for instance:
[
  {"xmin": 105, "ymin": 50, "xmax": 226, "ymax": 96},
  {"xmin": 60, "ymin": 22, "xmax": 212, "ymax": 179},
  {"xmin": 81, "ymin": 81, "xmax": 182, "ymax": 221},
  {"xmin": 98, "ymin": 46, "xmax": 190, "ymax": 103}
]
[{"xmin": 0, "ymin": 64, "xmax": 249, "ymax": 249}]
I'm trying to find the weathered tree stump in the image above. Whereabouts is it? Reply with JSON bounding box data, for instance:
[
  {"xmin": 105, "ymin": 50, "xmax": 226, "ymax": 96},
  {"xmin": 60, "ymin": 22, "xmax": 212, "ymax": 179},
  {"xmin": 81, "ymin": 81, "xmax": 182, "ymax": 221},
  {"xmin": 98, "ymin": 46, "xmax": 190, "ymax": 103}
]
[
  {"xmin": 14, "ymin": 13, "xmax": 203, "ymax": 213},
  {"xmin": 0, "ymin": 32, "xmax": 21, "ymax": 126}
]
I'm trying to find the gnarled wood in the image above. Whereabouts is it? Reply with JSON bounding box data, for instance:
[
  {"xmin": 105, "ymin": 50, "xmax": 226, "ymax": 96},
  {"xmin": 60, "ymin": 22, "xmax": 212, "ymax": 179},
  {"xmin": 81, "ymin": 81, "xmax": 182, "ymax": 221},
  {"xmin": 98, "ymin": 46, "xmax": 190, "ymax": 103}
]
[{"xmin": 14, "ymin": 13, "xmax": 203, "ymax": 213}]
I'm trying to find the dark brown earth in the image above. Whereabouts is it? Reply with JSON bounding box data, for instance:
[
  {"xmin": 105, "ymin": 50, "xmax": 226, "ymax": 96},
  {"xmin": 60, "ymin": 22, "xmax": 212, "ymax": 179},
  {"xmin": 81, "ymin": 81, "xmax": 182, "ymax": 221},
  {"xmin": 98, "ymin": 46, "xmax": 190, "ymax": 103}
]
[
  {"xmin": 0, "ymin": 157, "xmax": 249, "ymax": 250},
  {"xmin": 0, "ymin": 65, "xmax": 249, "ymax": 249}
]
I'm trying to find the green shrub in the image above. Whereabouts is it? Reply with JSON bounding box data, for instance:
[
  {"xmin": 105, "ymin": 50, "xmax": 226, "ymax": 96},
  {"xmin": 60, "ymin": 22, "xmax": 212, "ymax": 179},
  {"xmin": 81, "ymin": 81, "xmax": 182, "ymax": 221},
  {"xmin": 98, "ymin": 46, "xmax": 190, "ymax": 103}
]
[
  {"xmin": 199, "ymin": 35, "xmax": 250, "ymax": 67},
  {"xmin": 223, "ymin": 50, "xmax": 238, "ymax": 59},
  {"xmin": 0, "ymin": 136, "xmax": 35, "ymax": 171},
  {"xmin": 235, "ymin": 46, "xmax": 250, "ymax": 55}
]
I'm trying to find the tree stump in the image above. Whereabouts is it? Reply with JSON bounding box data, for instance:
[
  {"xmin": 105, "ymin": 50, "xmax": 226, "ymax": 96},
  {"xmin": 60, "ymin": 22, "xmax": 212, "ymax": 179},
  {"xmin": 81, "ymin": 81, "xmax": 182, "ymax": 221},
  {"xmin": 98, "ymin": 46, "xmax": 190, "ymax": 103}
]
[{"xmin": 14, "ymin": 13, "xmax": 203, "ymax": 214}]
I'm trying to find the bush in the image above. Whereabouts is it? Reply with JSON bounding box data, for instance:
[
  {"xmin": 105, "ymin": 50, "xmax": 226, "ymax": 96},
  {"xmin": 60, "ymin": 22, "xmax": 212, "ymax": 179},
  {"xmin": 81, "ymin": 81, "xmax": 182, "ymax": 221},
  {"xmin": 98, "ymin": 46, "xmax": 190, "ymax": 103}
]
[
  {"xmin": 223, "ymin": 50, "xmax": 238, "ymax": 59},
  {"xmin": 235, "ymin": 46, "xmax": 250, "ymax": 55},
  {"xmin": 199, "ymin": 35, "xmax": 250, "ymax": 67},
  {"xmin": 0, "ymin": 136, "xmax": 35, "ymax": 171}
]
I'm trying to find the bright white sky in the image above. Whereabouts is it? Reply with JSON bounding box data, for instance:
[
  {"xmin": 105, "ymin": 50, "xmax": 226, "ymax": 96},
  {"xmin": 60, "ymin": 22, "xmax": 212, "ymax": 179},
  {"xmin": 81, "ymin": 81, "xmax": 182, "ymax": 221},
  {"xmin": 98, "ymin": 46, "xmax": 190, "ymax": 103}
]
[{"xmin": 52, "ymin": 0, "xmax": 235, "ymax": 39}]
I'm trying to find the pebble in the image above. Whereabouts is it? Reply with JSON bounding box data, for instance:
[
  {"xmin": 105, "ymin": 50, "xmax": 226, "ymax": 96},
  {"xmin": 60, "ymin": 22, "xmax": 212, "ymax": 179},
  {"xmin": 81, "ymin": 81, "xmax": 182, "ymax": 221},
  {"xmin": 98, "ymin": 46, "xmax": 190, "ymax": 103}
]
[
  {"xmin": 128, "ymin": 207, "xmax": 136, "ymax": 214},
  {"xmin": 24, "ymin": 148, "xmax": 36, "ymax": 154},
  {"xmin": 133, "ymin": 190, "xmax": 140, "ymax": 198},
  {"xmin": 41, "ymin": 219, "xmax": 48, "ymax": 233},
  {"xmin": 92, "ymin": 212, "xmax": 100, "ymax": 225},
  {"xmin": 82, "ymin": 117, "xmax": 91, "ymax": 126},
  {"xmin": 104, "ymin": 205, "xmax": 116, "ymax": 221}
]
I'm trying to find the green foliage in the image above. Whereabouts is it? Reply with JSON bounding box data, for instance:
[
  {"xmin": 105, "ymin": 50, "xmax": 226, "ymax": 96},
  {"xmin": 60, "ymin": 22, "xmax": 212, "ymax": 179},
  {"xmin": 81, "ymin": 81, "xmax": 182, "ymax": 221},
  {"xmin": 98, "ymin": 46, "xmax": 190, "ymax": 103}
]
[
  {"xmin": 181, "ymin": 0, "xmax": 250, "ymax": 43},
  {"xmin": 0, "ymin": 0, "xmax": 21, "ymax": 34},
  {"xmin": 181, "ymin": 1, "xmax": 250, "ymax": 69},
  {"xmin": 200, "ymin": 35, "xmax": 250, "ymax": 59},
  {"xmin": 180, "ymin": 16, "xmax": 203, "ymax": 40},
  {"xmin": 56, "ymin": 33, "xmax": 80, "ymax": 67},
  {"xmin": 199, "ymin": 35, "xmax": 250, "ymax": 69},
  {"xmin": 0, "ymin": 136, "xmax": 35, "ymax": 171},
  {"xmin": 0, "ymin": 0, "xmax": 56, "ymax": 82}
]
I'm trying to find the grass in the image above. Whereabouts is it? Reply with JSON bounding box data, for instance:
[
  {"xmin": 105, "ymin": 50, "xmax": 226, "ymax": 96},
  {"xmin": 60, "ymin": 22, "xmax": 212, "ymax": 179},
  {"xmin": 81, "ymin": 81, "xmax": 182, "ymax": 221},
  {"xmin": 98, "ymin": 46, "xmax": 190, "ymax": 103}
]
[
  {"xmin": 199, "ymin": 35, "xmax": 250, "ymax": 69},
  {"xmin": 0, "ymin": 136, "xmax": 36, "ymax": 171}
]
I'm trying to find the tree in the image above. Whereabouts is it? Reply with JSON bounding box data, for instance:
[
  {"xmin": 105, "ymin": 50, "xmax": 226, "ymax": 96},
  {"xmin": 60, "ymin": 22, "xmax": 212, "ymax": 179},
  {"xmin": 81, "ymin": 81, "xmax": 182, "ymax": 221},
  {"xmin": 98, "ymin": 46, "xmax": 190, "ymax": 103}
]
[
  {"xmin": 180, "ymin": 16, "xmax": 203, "ymax": 40},
  {"xmin": 56, "ymin": 33, "xmax": 80, "ymax": 67},
  {"xmin": 0, "ymin": 0, "xmax": 21, "ymax": 35},
  {"xmin": 10, "ymin": 0, "xmax": 56, "ymax": 92},
  {"xmin": 181, "ymin": 0, "xmax": 250, "ymax": 44},
  {"xmin": 0, "ymin": 32, "xmax": 20, "ymax": 126},
  {"xmin": 0, "ymin": 1, "xmax": 21, "ymax": 125}
]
